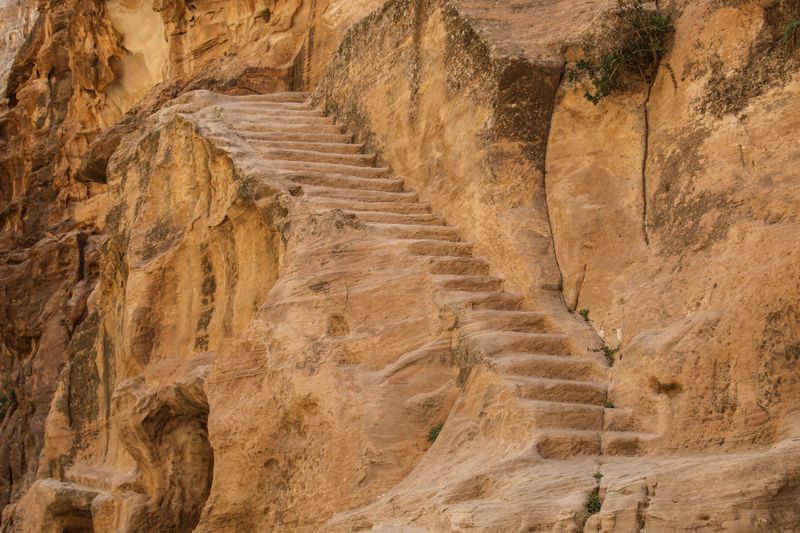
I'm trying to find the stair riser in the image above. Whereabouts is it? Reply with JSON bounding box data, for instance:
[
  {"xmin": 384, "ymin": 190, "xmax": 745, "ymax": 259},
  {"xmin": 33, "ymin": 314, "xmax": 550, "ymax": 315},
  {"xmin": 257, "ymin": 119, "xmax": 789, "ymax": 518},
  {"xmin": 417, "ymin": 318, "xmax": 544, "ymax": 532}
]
[
  {"xmin": 516, "ymin": 382, "xmax": 606, "ymax": 405},
  {"xmin": 233, "ymin": 124, "xmax": 344, "ymax": 134},
  {"xmin": 265, "ymin": 161, "xmax": 390, "ymax": 179},
  {"xmin": 527, "ymin": 407, "xmax": 604, "ymax": 431},
  {"xmin": 304, "ymin": 189, "xmax": 418, "ymax": 203},
  {"xmin": 463, "ymin": 315, "xmax": 550, "ymax": 333},
  {"xmin": 258, "ymin": 151, "xmax": 376, "ymax": 167},
  {"xmin": 427, "ymin": 258, "xmax": 490, "ymax": 276},
  {"xmin": 369, "ymin": 225, "xmax": 461, "ymax": 242},
  {"xmin": 444, "ymin": 294, "xmax": 522, "ymax": 311},
  {"xmin": 306, "ymin": 199, "xmax": 431, "ymax": 214},
  {"xmin": 407, "ymin": 241, "xmax": 473, "ymax": 257},
  {"xmin": 347, "ymin": 213, "xmax": 445, "ymax": 225},
  {"xmin": 240, "ymin": 132, "xmax": 353, "ymax": 144},
  {"xmin": 434, "ymin": 278, "xmax": 503, "ymax": 291},
  {"xmin": 467, "ymin": 334, "xmax": 573, "ymax": 356},
  {"xmin": 229, "ymin": 117, "xmax": 335, "ymax": 127},
  {"xmin": 248, "ymin": 141, "xmax": 364, "ymax": 154},
  {"xmin": 285, "ymin": 176, "xmax": 404, "ymax": 193},
  {"xmin": 537, "ymin": 434, "xmax": 601, "ymax": 460},
  {"xmin": 219, "ymin": 108, "xmax": 325, "ymax": 118},
  {"xmin": 493, "ymin": 357, "xmax": 604, "ymax": 381}
]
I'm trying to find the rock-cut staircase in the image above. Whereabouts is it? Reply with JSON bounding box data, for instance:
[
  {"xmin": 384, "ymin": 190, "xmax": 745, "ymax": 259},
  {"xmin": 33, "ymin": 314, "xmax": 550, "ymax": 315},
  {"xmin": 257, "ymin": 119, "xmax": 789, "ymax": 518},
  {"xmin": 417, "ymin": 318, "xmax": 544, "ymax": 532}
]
[{"xmin": 205, "ymin": 91, "xmax": 656, "ymax": 460}]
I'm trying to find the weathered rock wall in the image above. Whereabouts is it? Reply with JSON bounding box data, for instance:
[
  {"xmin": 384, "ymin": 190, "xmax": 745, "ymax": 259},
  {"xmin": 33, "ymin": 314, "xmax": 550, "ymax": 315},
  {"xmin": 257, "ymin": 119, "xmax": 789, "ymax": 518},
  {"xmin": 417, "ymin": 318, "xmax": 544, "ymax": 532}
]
[
  {"xmin": 0, "ymin": 0, "xmax": 798, "ymax": 531},
  {"xmin": 546, "ymin": 0, "xmax": 800, "ymax": 452},
  {"xmin": 0, "ymin": 0, "xmax": 382, "ymax": 515}
]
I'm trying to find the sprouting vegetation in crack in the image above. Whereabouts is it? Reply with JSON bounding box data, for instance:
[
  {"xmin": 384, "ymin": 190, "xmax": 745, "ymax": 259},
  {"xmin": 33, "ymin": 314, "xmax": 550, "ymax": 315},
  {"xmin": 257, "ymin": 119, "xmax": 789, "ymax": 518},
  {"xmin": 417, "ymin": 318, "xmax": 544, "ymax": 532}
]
[
  {"xmin": 451, "ymin": 331, "xmax": 486, "ymax": 387},
  {"xmin": 605, "ymin": 401, "xmax": 616, "ymax": 409},
  {"xmin": 781, "ymin": 18, "xmax": 800, "ymax": 48},
  {"xmin": 428, "ymin": 421, "xmax": 444, "ymax": 442},
  {"xmin": 593, "ymin": 471, "xmax": 604, "ymax": 480},
  {"xmin": 587, "ymin": 488, "xmax": 603, "ymax": 514},
  {"xmin": 592, "ymin": 342, "xmax": 621, "ymax": 366},
  {"xmin": 567, "ymin": 0, "xmax": 675, "ymax": 103},
  {"xmin": 0, "ymin": 388, "xmax": 17, "ymax": 421},
  {"xmin": 579, "ymin": 308, "xmax": 591, "ymax": 321}
]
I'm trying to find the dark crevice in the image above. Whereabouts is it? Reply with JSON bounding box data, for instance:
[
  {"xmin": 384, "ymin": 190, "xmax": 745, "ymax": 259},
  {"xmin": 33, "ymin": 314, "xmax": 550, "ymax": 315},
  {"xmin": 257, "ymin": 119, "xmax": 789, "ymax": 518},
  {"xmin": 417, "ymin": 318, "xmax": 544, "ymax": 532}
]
[
  {"xmin": 642, "ymin": 83, "xmax": 652, "ymax": 246},
  {"xmin": 542, "ymin": 65, "xmax": 569, "ymax": 309}
]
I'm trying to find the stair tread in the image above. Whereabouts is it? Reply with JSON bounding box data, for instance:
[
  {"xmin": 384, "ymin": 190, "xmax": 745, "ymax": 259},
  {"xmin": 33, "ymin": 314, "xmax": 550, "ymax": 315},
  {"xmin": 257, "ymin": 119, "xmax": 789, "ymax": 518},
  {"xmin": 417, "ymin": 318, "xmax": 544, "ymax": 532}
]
[
  {"xmin": 306, "ymin": 198, "xmax": 432, "ymax": 214},
  {"xmin": 303, "ymin": 186, "xmax": 418, "ymax": 202},
  {"xmin": 253, "ymin": 148, "xmax": 376, "ymax": 166},
  {"xmin": 283, "ymin": 174, "xmax": 403, "ymax": 192},
  {"xmin": 238, "ymin": 131, "xmax": 353, "ymax": 143},
  {"xmin": 248, "ymin": 140, "xmax": 365, "ymax": 154},
  {"xmin": 342, "ymin": 211, "xmax": 444, "ymax": 225}
]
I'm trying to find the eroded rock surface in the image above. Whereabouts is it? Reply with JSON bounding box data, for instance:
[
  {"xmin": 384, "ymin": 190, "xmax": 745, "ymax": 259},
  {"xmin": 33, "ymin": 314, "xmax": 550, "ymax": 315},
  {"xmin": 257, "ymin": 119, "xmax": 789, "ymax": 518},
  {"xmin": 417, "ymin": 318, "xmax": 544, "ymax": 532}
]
[{"xmin": 1, "ymin": 0, "xmax": 798, "ymax": 531}]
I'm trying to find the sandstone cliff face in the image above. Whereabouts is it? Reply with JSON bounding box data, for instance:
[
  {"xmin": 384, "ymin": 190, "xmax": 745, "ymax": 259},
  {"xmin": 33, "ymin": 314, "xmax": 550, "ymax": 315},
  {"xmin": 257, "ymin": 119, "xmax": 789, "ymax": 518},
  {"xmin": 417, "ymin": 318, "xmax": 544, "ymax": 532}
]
[{"xmin": 1, "ymin": 0, "xmax": 799, "ymax": 531}]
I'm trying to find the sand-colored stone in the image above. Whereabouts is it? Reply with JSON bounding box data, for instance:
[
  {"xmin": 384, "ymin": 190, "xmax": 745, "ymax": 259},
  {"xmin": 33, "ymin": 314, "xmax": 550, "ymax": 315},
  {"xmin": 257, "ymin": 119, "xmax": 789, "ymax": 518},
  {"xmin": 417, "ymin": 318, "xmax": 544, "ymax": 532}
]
[{"xmin": 1, "ymin": 0, "xmax": 799, "ymax": 531}]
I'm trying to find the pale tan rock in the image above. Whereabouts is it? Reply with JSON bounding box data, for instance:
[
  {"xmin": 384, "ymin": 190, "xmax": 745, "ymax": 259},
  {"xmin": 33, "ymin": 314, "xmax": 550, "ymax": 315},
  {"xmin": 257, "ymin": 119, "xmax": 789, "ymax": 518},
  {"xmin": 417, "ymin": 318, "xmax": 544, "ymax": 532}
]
[{"xmin": 1, "ymin": 0, "xmax": 799, "ymax": 531}]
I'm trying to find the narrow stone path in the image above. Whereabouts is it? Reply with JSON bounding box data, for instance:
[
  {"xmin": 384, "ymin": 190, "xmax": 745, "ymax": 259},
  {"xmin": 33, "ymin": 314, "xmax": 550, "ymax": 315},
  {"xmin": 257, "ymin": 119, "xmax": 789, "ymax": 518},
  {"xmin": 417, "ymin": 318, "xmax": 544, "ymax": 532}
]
[{"xmin": 207, "ymin": 91, "xmax": 657, "ymax": 460}]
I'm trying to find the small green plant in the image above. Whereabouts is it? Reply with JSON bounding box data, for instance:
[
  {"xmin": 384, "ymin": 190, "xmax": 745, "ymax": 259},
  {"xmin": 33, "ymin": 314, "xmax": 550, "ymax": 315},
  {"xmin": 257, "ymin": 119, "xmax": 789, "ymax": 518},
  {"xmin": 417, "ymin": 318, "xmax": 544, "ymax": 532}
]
[
  {"xmin": 428, "ymin": 422, "xmax": 444, "ymax": 442},
  {"xmin": 568, "ymin": 0, "xmax": 675, "ymax": 103},
  {"xmin": 593, "ymin": 471, "xmax": 604, "ymax": 480},
  {"xmin": 592, "ymin": 343, "xmax": 621, "ymax": 366},
  {"xmin": 0, "ymin": 388, "xmax": 17, "ymax": 421},
  {"xmin": 587, "ymin": 489, "xmax": 603, "ymax": 514},
  {"xmin": 579, "ymin": 308, "xmax": 591, "ymax": 321},
  {"xmin": 605, "ymin": 401, "xmax": 616, "ymax": 409},
  {"xmin": 781, "ymin": 19, "xmax": 800, "ymax": 49}
]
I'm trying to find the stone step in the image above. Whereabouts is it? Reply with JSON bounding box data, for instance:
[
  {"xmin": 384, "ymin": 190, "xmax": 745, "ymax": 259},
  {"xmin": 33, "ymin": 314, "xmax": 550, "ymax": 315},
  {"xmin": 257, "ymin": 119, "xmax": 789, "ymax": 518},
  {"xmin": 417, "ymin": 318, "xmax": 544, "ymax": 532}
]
[
  {"xmin": 216, "ymin": 101, "xmax": 314, "ymax": 112},
  {"xmin": 491, "ymin": 353, "xmax": 606, "ymax": 381},
  {"xmin": 365, "ymin": 223, "xmax": 461, "ymax": 242},
  {"xmin": 431, "ymin": 274, "xmax": 503, "ymax": 292},
  {"xmin": 535, "ymin": 429, "xmax": 602, "ymax": 459},
  {"xmin": 220, "ymin": 91, "xmax": 310, "ymax": 103},
  {"xmin": 602, "ymin": 431, "xmax": 658, "ymax": 456},
  {"xmin": 426, "ymin": 256, "xmax": 491, "ymax": 276},
  {"xmin": 462, "ymin": 309, "xmax": 550, "ymax": 332},
  {"xmin": 438, "ymin": 290, "xmax": 523, "ymax": 311},
  {"xmin": 229, "ymin": 115, "xmax": 335, "ymax": 126},
  {"xmin": 507, "ymin": 375, "xmax": 607, "ymax": 405},
  {"xmin": 263, "ymin": 159, "xmax": 390, "ymax": 179},
  {"xmin": 248, "ymin": 140, "xmax": 365, "ymax": 154},
  {"xmin": 603, "ymin": 407, "xmax": 637, "ymax": 432},
  {"xmin": 520, "ymin": 400, "xmax": 605, "ymax": 431},
  {"xmin": 305, "ymin": 197, "xmax": 432, "ymax": 214},
  {"xmin": 283, "ymin": 173, "xmax": 404, "ymax": 193},
  {"xmin": 219, "ymin": 106, "xmax": 325, "ymax": 118},
  {"xmin": 233, "ymin": 122, "xmax": 344, "ymax": 135},
  {"xmin": 463, "ymin": 330, "xmax": 573, "ymax": 356},
  {"xmin": 255, "ymin": 148, "xmax": 376, "ymax": 167},
  {"xmin": 406, "ymin": 240, "xmax": 474, "ymax": 257},
  {"xmin": 342, "ymin": 211, "xmax": 445, "ymax": 225},
  {"xmin": 303, "ymin": 187, "xmax": 418, "ymax": 203},
  {"xmin": 238, "ymin": 131, "xmax": 354, "ymax": 144}
]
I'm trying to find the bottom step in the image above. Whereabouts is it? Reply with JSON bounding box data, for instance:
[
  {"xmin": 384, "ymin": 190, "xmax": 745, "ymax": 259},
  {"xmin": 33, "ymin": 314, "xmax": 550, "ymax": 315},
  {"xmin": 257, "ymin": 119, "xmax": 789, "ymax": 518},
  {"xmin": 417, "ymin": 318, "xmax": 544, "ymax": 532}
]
[{"xmin": 535, "ymin": 429, "xmax": 659, "ymax": 459}]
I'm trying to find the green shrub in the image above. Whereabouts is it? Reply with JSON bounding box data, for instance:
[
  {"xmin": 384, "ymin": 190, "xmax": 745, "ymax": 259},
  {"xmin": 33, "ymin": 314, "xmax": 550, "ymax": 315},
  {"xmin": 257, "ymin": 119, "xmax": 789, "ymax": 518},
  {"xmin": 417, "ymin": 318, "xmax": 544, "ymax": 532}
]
[
  {"xmin": 568, "ymin": 0, "xmax": 675, "ymax": 103},
  {"xmin": 591, "ymin": 343, "xmax": 621, "ymax": 366},
  {"xmin": 587, "ymin": 490, "xmax": 603, "ymax": 514},
  {"xmin": 604, "ymin": 401, "xmax": 616, "ymax": 409},
  {"xmin": 428, "ymin": 422, "xmax": 444, "ymax": 442},
  {"xmin": 781, "ymin": 19, "xmax": 800, "ymax": 49},
  {"xmin": 579, "ymin": 308, "xmax": 591, "ymax": 321},
  {"xmin": 0, "ymin": 388, "xmax": 16, "ymax": 421}
]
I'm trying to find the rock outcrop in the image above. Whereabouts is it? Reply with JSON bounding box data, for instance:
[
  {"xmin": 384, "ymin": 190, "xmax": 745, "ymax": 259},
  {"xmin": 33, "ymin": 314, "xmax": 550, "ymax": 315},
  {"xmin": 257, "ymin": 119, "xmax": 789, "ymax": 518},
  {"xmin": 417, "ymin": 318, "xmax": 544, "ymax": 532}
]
[{"xmin": 1, "ymin": 0, "xmax": 799, "ymax": 531}]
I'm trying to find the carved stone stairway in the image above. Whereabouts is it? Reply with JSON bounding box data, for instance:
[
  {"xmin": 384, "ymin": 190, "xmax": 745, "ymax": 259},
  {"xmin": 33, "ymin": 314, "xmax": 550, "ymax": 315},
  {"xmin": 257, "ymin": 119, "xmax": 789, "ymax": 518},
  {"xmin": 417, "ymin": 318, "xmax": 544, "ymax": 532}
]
[{"xmin": 205, "ymin": 91, "xmax": 657, "ymax": 460}]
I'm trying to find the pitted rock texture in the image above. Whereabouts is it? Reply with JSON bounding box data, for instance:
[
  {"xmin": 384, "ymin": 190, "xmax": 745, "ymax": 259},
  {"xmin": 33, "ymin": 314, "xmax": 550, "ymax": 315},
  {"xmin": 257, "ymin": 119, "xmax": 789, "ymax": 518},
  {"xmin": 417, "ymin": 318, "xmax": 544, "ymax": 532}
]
[{"xmin": 0, "ymin": 0, "xmax": 799, "ymax": 531}]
